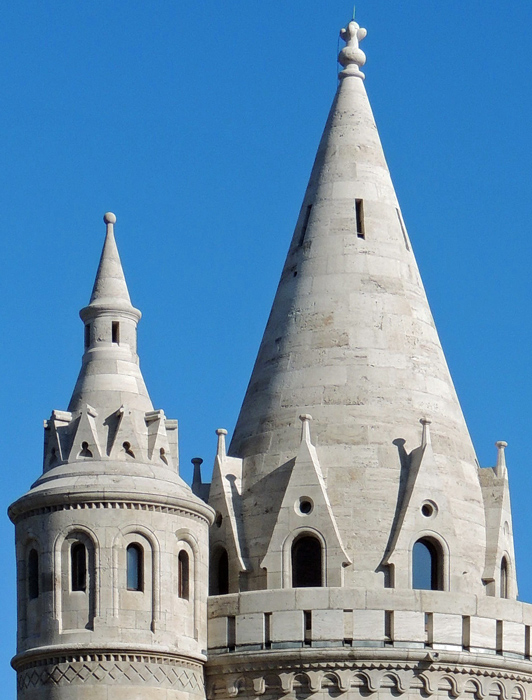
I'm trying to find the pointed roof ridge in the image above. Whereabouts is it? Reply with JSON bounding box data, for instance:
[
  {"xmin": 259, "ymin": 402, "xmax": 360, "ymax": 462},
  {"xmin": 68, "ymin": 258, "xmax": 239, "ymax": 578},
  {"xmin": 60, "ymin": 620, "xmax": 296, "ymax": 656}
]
[{"xmin": 82, "ymin": 212, "xmax": 140, "ymax": 320}]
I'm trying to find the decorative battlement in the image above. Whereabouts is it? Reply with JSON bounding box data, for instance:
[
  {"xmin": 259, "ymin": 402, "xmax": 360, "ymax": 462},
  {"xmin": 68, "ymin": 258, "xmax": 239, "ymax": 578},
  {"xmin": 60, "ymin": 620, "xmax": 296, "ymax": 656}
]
[{"xmin": 43, "ymin": 405, "xmax": 179, "ymax": 471}]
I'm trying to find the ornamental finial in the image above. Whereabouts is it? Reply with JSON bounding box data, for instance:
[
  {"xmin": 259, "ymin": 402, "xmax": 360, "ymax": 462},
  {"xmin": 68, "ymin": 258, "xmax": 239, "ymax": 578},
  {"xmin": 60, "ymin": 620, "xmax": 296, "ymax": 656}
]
[{"xmin": 338, "ymin": 20, "xmax": 367, "ymax": 80}]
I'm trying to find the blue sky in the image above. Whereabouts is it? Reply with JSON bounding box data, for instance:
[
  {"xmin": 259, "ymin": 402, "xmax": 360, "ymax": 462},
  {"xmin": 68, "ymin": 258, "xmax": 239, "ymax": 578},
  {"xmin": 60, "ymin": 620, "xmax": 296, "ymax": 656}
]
[{"xmin": 2, "ymin": 1, "xmax": 532, "ymax": 692}]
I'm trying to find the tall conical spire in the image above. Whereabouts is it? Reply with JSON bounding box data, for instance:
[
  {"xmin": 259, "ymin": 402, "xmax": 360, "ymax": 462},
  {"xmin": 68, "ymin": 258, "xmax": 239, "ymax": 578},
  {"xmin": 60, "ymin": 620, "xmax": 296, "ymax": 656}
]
[
  {"xmin": 68, "ymin": 212, "xmax": 152, "ymax": 414},
  {"xmin": 228, "ymin": 19, "xmax": 488, "ymax": 593}
]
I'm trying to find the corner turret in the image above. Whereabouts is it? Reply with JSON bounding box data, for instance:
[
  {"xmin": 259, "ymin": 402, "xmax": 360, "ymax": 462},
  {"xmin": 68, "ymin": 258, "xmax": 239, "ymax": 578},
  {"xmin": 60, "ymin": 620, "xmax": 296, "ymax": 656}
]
[{"xmin": 9, "ymin": 213, "xmax": 213, "ymax": 700}]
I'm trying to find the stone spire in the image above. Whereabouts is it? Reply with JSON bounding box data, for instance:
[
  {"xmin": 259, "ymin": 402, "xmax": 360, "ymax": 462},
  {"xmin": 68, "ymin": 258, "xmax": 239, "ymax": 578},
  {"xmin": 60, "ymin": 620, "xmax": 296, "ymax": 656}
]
[
  {"xmin": 68, "ymin": 212, "xmax": 153, "ymax": 415},
  {"xmin": 228, "ymin": 19, "xmax": 488, "ymax": 592},
  {"xmin": 87, "ymin": 211, "xmax": 137, "ymax": 313}
]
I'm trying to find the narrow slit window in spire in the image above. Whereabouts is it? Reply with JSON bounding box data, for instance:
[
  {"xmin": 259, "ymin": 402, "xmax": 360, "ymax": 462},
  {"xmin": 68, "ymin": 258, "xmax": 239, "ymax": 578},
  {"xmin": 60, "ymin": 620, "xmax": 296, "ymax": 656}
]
[
  {"xmin": 84, "ymin": 324, "xmax": 90, "ymax": 349},
  {"xmin": 355, "ymin": 199, "xmax": 365, "ymax": 238},
  {"xmin": 112, "ymin": 322, "xmax": 120, "ymax": 344},
  {"xmin": 298, "ymin": 204, "xmax": 312, "ymax": 246}
]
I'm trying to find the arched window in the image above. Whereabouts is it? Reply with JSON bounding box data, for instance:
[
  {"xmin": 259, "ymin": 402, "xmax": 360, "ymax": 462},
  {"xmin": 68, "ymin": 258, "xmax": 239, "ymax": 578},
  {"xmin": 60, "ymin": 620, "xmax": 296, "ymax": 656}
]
[
  {"xmin": 210, "ymin": 548, "xmax": 229, "ymax": 595},
  {"xmin": 412, "ymin": 538, "xmax": 443, "ymax": 591},
  {"xmin": 500, "ymin": 557, "xmax": 509, "ymax": 599},
  {"xmin": 71, "ymin": 542, "xmax": 87, "ymax": 592},
  {"xmin": 292, "ymin": 535, "xmax": 322, "ymax": 588},
  {"xmin": 178, "ymin": 550, "xmax": 190, "ymax": 600},
  {"xmin": 127, "ymin": 544, "xmax": 143, "ymax": 591},
  {"xmin": 28, "ymin": 549, "xmax": 39, "ymax": 600}
]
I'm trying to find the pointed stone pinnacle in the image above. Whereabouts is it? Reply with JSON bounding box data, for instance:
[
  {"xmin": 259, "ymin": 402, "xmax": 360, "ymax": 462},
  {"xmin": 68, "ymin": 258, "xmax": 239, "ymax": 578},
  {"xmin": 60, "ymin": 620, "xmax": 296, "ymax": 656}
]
[
  {"xmin": 216, "ymin": 429, "xmax": 228, "ymax": 457},
  {"xmin": 496, "ymin": 440, "xmax": 508, "ymax": 476},
  {"xmin": 299, "ymin": 414, "xmax": 313, "ymax": 444},
  {"xmin": 420, "ymin": 418, "xmax": 432, "ymax": 448}
]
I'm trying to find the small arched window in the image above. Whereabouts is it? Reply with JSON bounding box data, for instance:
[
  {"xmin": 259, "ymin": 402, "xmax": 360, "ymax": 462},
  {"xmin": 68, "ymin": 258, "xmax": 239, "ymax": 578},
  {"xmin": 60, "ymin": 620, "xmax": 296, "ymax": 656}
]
[
  {"xmin": 292, "ymin": 535, "xmax": 322, "ymax": 588},
  {"xmin": 210, "ymin": 548, "xmax": 229, "ymax": 595},
  {"xmin": 178, "ymin": 550, "xmax": 190, "ymax": 600},
  {"xmin": 500, "ymin": 557, "xmax": 509, "ymax": 599},
  {"xmin": 127, "ymin": 544, "xmax": 143, "ymax": 591},
  {"xmin": 28, "ymin": 549, "xmax": 39, "ymax": 600},
  {"xmin": 412, "ymin": 538, "xmax": 443, "ymax": 591},
  {"xmin": 71, "ymin": 543, "xmax": 87, "ymax": 592}
]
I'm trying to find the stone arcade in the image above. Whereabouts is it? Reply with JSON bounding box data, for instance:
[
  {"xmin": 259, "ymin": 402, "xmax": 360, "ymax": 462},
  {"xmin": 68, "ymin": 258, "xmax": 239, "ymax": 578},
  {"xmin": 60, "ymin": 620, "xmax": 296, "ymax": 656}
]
[{"xmin": 9, "ymin": 15, "xmax": 532, "ymax": 700}]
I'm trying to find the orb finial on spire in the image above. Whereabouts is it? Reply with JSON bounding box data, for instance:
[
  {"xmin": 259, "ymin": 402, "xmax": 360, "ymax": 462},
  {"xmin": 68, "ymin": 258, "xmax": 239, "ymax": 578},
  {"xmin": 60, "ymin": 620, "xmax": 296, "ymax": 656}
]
[
  {"xmin": 104, "ymin": 211, "xmax": 116, "ymax": 225},
  {"xmin": 339, "ymin": 20, "xmax": 367, "ymax": 80}
]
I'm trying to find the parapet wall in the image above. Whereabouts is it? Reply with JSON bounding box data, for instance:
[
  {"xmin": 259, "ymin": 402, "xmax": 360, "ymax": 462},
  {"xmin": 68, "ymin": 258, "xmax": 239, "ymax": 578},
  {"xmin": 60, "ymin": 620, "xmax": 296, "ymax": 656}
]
[
  {"xmin": 208, "ymin": 589, "xmax": 532, "ymax": 657},
  {"xmin": 206, "ymin": 590, "xmax": 532, "ymax": 700}
]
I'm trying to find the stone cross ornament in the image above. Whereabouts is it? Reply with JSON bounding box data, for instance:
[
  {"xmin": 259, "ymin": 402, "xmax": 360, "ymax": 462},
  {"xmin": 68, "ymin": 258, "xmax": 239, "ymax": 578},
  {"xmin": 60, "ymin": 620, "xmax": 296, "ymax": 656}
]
[{"xmin": 338, "ymin": 21, "xmax": 367, "ymax": 79}]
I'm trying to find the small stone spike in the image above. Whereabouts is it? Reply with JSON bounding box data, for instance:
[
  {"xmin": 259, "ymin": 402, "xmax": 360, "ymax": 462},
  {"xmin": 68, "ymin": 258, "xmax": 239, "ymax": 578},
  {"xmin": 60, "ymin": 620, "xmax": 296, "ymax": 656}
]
[
  {"xmin": 495, "ymin": 440, "xmax": 508, "ymax": 477},
  {"xmin": 420, "ymin": 418, "xmax": 432, "ymax": 448},
  {"xmin": 299, "ymin": 414, "xmax": 313, "ymax": 444},
  {"xmin": 216, "ymin": 429, "xmax": 228, "ymax": 457}
]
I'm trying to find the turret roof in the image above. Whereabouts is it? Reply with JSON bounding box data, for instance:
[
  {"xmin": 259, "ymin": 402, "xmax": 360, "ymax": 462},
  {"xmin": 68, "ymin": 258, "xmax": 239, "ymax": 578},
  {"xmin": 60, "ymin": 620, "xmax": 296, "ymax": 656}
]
[{"xmin": 228, "ymin": 19, "xmax": 488, "ymax": 593}]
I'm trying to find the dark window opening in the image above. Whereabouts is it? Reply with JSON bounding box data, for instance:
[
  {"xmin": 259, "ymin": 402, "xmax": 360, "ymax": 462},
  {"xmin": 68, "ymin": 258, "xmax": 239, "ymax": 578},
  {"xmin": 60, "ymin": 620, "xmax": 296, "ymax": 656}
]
[
  {"xmin": 264, "ymin": 612, "xmax": 272, "ymax": 649},
  {"xmin": 123, "ymin": 441, "xmax": 135, "ymax": 458},
  {"xmin": 412, "ymin": 538, "xmax": 443, "ymax": 591},
  {"xmin": 304, "ymin": 610, "xmax": 312, "ymax": 646},
  {"xmin": 84, "ymin": 324, "xmax": 90, "ymax": 349},
  {"xmin": 298, "ymin": 204, "xmax": 312, "ymax": 246},
  {"xmin": 210, "ymin": 548, "xmax": 229, "ymax": 595},
  {"xmin": 355, "ymin": 199, "xmax": 365, "ymax": 238},
  {"xmin": 112, "ymin": 321, "xmax": 120, "ymax": 344},
  {"xmin": 500, "ymin": 557, "xmax": 509, "ymax": 599},
  {"xmin": 28, "ymin": 549, "xmax": 39, "ymax": 600},
  {"xmin": 71, "ymin": 542, "xmax": 87, "ymax": 592},
  {"xmin": 292, "ymin": 535, "xmax": 322, "ymax": 588},
  {"xmin": 384, "ymin": 610, "xmax": 393, "ymax": 642},
  {"xmin": 227, "ymin": 615, "xmax": 236, "ymax": 650},
  {"xmin": 178, "ymin": 550, "xmax": 190, "ymax": 600},
  {"xmin": 127, "ymin": 543, "xmax": 143, "ymax": 591},
  {"xmin": 80, "ymin": 441, "xmax": 93, "ymax": 458}
]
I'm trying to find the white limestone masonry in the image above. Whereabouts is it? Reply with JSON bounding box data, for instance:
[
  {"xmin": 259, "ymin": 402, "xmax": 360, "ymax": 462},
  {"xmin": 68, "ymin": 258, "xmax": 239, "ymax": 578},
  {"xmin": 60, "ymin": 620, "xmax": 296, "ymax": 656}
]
[{"xmin": 10, "ymin": 14, "xmax": 531, "ymax": 700}]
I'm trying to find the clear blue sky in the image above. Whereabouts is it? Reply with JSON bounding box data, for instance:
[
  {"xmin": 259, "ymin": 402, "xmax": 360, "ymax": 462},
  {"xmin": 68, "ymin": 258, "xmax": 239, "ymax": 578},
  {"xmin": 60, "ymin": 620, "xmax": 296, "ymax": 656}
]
[{"xmin": 2, "ymin": 1, "xmax": 532, "ymax": 693}]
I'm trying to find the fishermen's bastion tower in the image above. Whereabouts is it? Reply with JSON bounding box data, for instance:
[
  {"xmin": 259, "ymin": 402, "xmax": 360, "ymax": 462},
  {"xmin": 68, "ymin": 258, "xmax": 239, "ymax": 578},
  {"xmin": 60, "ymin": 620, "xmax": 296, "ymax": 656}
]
[{"xmin": 9, "ymin": 14, "xmax": 532, "ymax": 700}]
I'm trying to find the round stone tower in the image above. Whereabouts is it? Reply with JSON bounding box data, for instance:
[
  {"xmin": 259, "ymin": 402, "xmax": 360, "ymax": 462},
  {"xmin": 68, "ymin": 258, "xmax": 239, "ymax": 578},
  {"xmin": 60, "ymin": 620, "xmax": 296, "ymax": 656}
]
[
  {"xmin": 202, "ymin": 18, "xmax": 532, "ymax": 700},
  {"xmin": 9, "ymin": 213, "xmax": 213, "ymax": 700}
]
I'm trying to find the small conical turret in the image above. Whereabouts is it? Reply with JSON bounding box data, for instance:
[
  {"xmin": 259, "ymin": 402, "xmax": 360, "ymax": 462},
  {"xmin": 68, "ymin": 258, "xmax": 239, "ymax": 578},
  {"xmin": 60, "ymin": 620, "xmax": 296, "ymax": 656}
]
[{"xmin": 68, "ymin": 212, "xmax": 152, "ymax": 415}]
